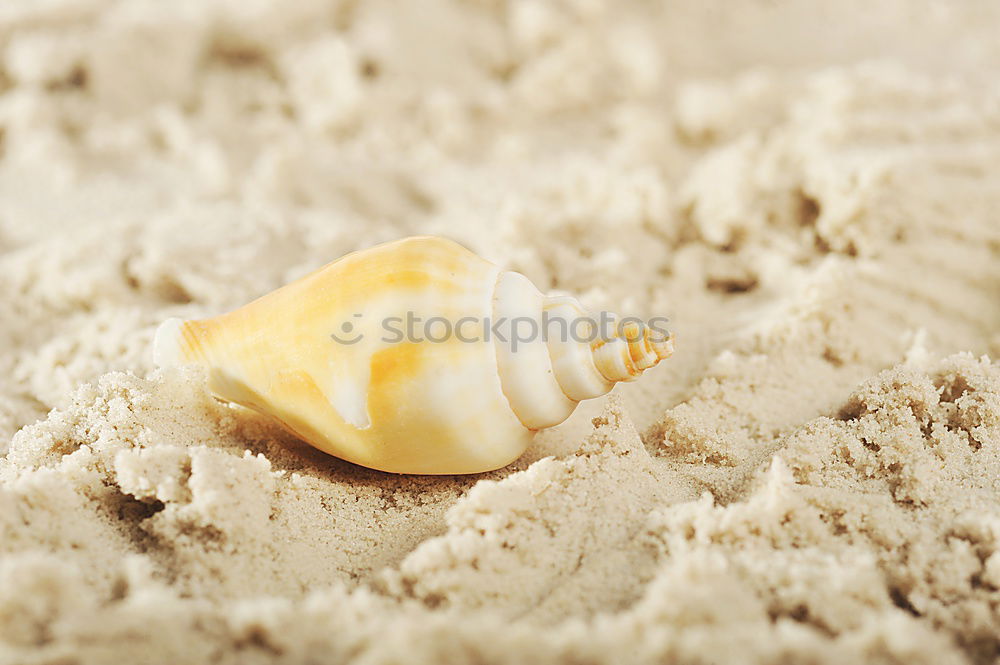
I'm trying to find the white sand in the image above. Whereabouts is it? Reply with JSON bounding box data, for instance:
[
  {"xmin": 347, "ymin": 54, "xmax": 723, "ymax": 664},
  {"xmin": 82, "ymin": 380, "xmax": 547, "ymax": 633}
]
[{"xmin": 2, "ymin": 1, "xmax": 1000, "ymax": 663}]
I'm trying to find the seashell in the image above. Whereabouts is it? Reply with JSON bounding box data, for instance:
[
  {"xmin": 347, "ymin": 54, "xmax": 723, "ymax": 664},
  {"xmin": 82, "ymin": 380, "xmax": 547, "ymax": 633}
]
[{"xmin": 153, "ymin": 236, "xmax": 673, "ymax": 474}]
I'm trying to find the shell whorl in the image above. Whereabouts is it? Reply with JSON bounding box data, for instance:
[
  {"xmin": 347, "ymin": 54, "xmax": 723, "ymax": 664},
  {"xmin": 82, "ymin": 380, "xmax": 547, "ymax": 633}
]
[
  {"xmin": 492, "ymin": 271, "xmax": 673, "ymax": 430},
  {"xmin": 590, "ymin": 319, "xmax": 674, "ymax": 383}
]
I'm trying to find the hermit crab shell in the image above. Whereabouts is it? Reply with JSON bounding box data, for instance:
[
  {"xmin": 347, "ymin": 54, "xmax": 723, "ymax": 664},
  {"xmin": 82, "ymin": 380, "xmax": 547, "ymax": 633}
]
[{"xmin": 154, "ymin": 236, "xmax": 672, "ymax": 474}]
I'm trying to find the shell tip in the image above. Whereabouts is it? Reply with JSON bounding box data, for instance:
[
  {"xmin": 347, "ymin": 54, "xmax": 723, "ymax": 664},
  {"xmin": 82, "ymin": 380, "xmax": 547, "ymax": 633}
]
[
  {"xmin": 153, "ymin": 317, "xmax": 189, "ymax": 368},
  {"xmin": 652, "ymin": 333, "xmax": 674, "ymax": 360}
]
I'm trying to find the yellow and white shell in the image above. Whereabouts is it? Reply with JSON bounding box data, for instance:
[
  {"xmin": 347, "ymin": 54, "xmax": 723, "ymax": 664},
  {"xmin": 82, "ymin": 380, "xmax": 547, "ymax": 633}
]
[{"xmin": 153, "ymin": 236, "xmax": 673, "ymax": 474}]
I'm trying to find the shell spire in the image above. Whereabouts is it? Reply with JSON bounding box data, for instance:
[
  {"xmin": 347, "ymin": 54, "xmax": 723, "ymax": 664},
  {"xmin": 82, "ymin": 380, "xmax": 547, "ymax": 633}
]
[
  {"xmin": 591, "ymin": 319, "xmax": 674, "ymax": 383},
  {"xmin": 539, "ymin": 296, "xmax": 673, "ymax": 413}
]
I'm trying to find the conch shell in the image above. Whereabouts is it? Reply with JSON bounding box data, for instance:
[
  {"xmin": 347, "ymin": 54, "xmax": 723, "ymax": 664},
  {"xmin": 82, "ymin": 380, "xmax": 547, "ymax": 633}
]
[{"xmin": 154, "ymin": 236, "xmax": 672, "ymax": 474}]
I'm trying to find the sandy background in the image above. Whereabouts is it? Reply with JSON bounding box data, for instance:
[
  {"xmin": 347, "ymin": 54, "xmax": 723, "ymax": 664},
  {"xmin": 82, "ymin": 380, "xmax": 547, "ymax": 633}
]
[{"xmin": 2, "ymin": 0, "xmax": 1000, "ymax": 663}]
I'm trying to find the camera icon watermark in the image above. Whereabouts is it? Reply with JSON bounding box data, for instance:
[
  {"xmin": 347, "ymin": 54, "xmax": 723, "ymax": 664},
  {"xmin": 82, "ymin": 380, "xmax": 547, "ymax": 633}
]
[{"xmin": 330, "ymin": 313, "xmax": 364, "ymax": 345}]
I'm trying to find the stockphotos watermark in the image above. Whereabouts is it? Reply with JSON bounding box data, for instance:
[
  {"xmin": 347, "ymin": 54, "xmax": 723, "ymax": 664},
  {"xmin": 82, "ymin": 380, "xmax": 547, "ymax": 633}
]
[{"xmin": 330, "ymin": 311, "xmax": 671, "ymax": 351}]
